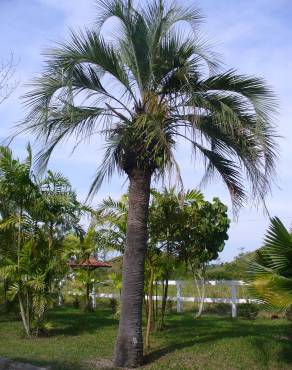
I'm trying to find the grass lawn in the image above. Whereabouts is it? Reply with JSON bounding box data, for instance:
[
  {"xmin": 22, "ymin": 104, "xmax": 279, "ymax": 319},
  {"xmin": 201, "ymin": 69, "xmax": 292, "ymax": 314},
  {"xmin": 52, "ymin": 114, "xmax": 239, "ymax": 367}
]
[{"xmin": 1, "ymin": 307, "xmax": 292, "ymax": 370}]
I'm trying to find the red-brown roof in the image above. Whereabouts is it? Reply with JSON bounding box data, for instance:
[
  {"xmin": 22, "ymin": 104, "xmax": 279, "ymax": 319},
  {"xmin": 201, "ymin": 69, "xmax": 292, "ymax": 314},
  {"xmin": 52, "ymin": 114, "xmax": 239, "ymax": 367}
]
[{"xmin": 68, "ymin": 257, "xmax": 112, "ymax": 269}]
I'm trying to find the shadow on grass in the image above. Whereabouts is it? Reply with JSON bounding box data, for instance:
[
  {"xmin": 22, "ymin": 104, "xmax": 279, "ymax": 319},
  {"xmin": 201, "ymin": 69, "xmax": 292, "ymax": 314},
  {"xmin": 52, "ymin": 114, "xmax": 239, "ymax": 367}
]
[
  {"xmin": 48, "ymin": 307, "xmax": 118, "ymax": 337},
  {"xmin": 0, "ymin": 308, "xmax": 21, "ymax": 323},
  {"xmin": 3, "ymin": 309, "xmax": 292, "ymax": 369},
  {"xmin": 5, "ymin": 357, "xmax": 89, "ymax": 370},
  {"xmin": 0, "ymin": 314, "xmax": 20, "ymax": 323},
  {"xmin": 144, "ymin": 314, "xmax": 292, "ymax": 366},
  {"xmin": 278, "ymin": 335, "xmax": 292, "ymax": 366}
]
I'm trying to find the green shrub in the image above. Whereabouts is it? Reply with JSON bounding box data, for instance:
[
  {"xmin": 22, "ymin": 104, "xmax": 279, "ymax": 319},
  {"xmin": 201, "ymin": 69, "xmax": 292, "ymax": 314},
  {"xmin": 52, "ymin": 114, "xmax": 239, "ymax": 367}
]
[
  {"xmin": 285, "ymin": 305, "xmax": 292, "ymax": 321},
  {"xmin": 109, "ymin": 298, "xmax": 120, "ymax": 318},
  {"xmin": 72, "ymin": 296, "xmax": 80, "ymax": 309},
  {"xmin": 237, "ymin": 303, "xmax": 260, "ymax": 319}
]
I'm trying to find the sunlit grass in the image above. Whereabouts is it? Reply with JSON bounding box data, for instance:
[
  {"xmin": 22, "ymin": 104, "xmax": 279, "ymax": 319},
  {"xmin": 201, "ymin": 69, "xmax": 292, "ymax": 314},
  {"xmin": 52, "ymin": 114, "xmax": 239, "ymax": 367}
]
[{"xmin": 1, "ymin": 306, "xmax": 292, "ymax": 369}]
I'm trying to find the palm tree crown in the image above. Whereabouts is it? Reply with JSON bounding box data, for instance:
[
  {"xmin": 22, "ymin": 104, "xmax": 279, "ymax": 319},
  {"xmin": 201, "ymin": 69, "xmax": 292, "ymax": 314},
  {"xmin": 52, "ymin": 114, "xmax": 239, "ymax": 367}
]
[{"xmin": 20, "ymin": 0, "xmax": 277, "ymax": 210}]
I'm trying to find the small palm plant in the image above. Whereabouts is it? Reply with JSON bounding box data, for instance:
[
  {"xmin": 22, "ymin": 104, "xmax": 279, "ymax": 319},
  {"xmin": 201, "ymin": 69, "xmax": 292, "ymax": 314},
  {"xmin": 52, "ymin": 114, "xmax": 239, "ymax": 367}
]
[
  {"xmin": 0, "ymin": 147, "xmax": 84, "ymax": 336},
  {"xmin": 0, "ymin": 224, "xmax": 65, "ymax": 336},
  {"xmin": 247, "ymin": 217, "xmax": 292, "ymax": 310}
]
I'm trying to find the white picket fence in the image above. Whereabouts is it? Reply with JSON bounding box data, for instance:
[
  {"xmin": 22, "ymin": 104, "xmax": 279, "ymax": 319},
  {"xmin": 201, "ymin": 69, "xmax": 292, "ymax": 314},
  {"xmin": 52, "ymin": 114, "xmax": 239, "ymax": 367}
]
[{"xmin": 66, "ymin": 279, "xmax": 259, "ymax": 318}]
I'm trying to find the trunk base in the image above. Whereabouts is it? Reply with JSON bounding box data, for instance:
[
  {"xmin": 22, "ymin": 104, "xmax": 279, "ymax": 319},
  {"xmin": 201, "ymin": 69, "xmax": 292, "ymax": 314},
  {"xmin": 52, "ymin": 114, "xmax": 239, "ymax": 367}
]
[{"xmin": 114, "ymin": 332, "xmax": 144, "ymax": 368}]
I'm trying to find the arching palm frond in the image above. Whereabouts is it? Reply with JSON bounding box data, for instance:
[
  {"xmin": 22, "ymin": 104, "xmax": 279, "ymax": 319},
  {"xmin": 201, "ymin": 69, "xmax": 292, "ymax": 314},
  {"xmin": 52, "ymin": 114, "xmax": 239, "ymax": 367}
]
[
  {"xmin": 97, "ymin": 195, "xmax": 128, "ymax": 219},
  {"xmin": 183, "ymin": 189, "xmax": 204, "ymax": 204},
  {"xmin": 247, "ymin": 218, "xmax": 292, "ymax": 310}
]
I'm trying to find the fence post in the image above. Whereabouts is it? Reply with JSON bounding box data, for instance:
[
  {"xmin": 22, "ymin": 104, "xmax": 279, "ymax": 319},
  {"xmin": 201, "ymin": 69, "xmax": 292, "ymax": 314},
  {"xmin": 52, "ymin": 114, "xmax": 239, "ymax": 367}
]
[
  {"xmin": 231, "ymin": 285, "xmax": 237, "ymax": 318},
  {"xmin": 58, "ymin": 280, "xmax": 63, "ymax": 306},
  {"xmin": 92, "ymin": 284, "xmax": 96, "ymax": 309},
  {"xmin": 176, "ymin": 280, "xmax": 182, "ymax": 313},
  {"xmin": 58, "ymin": 294, "xmax": 63, "ymax": 306}
]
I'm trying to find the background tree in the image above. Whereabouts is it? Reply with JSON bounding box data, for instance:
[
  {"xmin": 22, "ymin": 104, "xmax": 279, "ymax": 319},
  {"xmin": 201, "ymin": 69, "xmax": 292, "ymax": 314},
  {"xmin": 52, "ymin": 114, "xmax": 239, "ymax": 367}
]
[
  {"xmin": 0, "ymin": 145, "xmax": 38, "ymax": 313},
  {"xmin": 19, "ymin": 0, "xmax": 277, "ymax": 366},
  {"xmin": 178, "ymin": 197, "xmax": 230, "ymax": 317},
  {"xmin": 149, "ymin": 188, "xmax": 184, "ymax": 329},
  {"xmin": 99, "ymin": 188, "xmax": 229, "ymax": 347},
  {"xmin": 147, "ymin": 189, "xmax": 229, "ymax": 339}
]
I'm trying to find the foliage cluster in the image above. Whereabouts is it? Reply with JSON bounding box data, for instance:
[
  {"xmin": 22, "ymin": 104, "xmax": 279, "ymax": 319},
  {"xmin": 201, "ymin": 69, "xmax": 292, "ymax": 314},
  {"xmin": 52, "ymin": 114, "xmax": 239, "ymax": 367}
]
[
  {"xmin": 0, "ymin": 146, "xmax": 86, "ymax": 335},
  {"xmin": 98, "ymin": 188, "xmax": 230, "ymax": 346}
]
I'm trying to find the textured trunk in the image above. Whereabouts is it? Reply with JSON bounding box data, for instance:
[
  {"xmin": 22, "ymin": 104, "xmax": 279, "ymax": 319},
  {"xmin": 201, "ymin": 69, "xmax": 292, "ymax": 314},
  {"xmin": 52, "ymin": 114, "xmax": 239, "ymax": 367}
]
[{"xmin": 113, "ymin": 168, "xmax": 151, "ymax": 368}]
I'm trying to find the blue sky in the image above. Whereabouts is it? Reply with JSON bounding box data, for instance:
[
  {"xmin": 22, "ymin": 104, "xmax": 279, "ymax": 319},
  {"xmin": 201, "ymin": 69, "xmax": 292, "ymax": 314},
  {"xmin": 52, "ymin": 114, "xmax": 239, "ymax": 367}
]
[{"xmin": 0, "ymin": 0, "xmax": 292, "ymax": 261}]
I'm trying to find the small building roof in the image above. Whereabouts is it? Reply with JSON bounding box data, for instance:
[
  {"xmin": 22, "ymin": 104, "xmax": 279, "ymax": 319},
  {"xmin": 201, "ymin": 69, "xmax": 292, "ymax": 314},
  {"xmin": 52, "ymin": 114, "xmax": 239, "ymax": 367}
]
[{"xmin": 68, "ymin": 257, "xmax": 112, "ymax": 269}]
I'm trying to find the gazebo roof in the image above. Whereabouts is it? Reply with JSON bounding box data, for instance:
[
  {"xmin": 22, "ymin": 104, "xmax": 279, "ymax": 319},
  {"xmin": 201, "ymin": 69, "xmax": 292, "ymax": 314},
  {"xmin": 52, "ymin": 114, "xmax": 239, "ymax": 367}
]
[{"xmin": 68, "ymin": 257, "xmax": 112, "ymax": 269}]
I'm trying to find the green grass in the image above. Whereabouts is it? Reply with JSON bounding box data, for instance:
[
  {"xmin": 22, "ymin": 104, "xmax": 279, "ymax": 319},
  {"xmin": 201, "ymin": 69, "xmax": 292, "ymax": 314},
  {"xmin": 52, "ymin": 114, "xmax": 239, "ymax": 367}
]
[{"xmin": 1, "ymin": 307, "xmax": 292, "ymax": 370}]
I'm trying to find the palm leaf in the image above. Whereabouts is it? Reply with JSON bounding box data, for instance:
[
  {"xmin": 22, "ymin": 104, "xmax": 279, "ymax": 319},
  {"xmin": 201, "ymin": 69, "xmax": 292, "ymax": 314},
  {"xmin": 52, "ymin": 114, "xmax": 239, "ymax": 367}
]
[{"xmin": 247, "ymin": 218, "xmax": 292, "ymax": 310}]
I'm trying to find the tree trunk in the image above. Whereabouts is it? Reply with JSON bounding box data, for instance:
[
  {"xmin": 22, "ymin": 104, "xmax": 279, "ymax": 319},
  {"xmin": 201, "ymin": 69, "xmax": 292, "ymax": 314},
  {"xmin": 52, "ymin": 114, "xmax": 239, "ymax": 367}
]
[
  {"xmin": 194, "ymin": 265, "xmax": 206, "ymax": 318},
  {"xmin": 159, "ymin": 274, "xmax": 169, "ymax": 330},
  {"xmin": 19, "ymin": 294, "xmax": 30, "ymax": 337},
  {"xmin": 85, "ymin": 282, "xmax": 91, "ymax": 311},
  {"xmin": 113, "ymin": 168, "xmax": 151, "ymax": 368},
  {"xmin": 145, "ymin": 264, "xmax": 154, "ymax": 349},
  {"xmin": 3, "ymin": 279, "xmax": 9, "ymax": 312},
  {"xmin": 17, "ymin": 205, "xmax": 23, "ymax": 268},
  {"xmin": 144, "ymin": 294, "xmax": 148, "ymax": 323},
  {"xmin": 194, "ymin": 277, "xmax": 205, "ymax": 318},
  {"xmin": 154, "ymin": 281, "xmax": 158, "ymax": 325},
  {"xmin": 26, "ymin": 291, "xmax": 30, "ymax": 333}
]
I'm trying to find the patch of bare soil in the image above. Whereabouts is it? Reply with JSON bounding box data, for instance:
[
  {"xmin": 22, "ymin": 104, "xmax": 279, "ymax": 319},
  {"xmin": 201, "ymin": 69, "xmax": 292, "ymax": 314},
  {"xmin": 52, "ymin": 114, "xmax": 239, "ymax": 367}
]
[{"xmin": 88, "ymin": 358, "xmax": 136, "ymax": 370}]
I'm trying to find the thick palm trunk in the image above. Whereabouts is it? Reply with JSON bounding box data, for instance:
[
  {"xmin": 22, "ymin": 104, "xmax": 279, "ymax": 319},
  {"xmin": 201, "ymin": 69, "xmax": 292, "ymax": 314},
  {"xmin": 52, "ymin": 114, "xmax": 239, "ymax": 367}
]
[{"xmin": 113, "ymin": 168, "xmax": 151, "ymax": 368}]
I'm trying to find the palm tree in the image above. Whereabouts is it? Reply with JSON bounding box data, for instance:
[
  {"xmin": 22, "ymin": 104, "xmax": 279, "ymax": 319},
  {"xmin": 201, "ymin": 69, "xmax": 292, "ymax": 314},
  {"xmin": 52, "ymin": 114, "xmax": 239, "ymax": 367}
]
[
  {"xmin": 18, "ymin": 0, "xmax": 277, "ymax": 366},
  {"xmin": 0, "ymin": 145, "xmax": 38, "ymax": 311},
  {"xmin": 247, "ymin": 218, "xmax": 292, "ymax": 310},
  {"xmin": 0, "ymin": 146, "xmax": 85, "ymax": 335}
]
